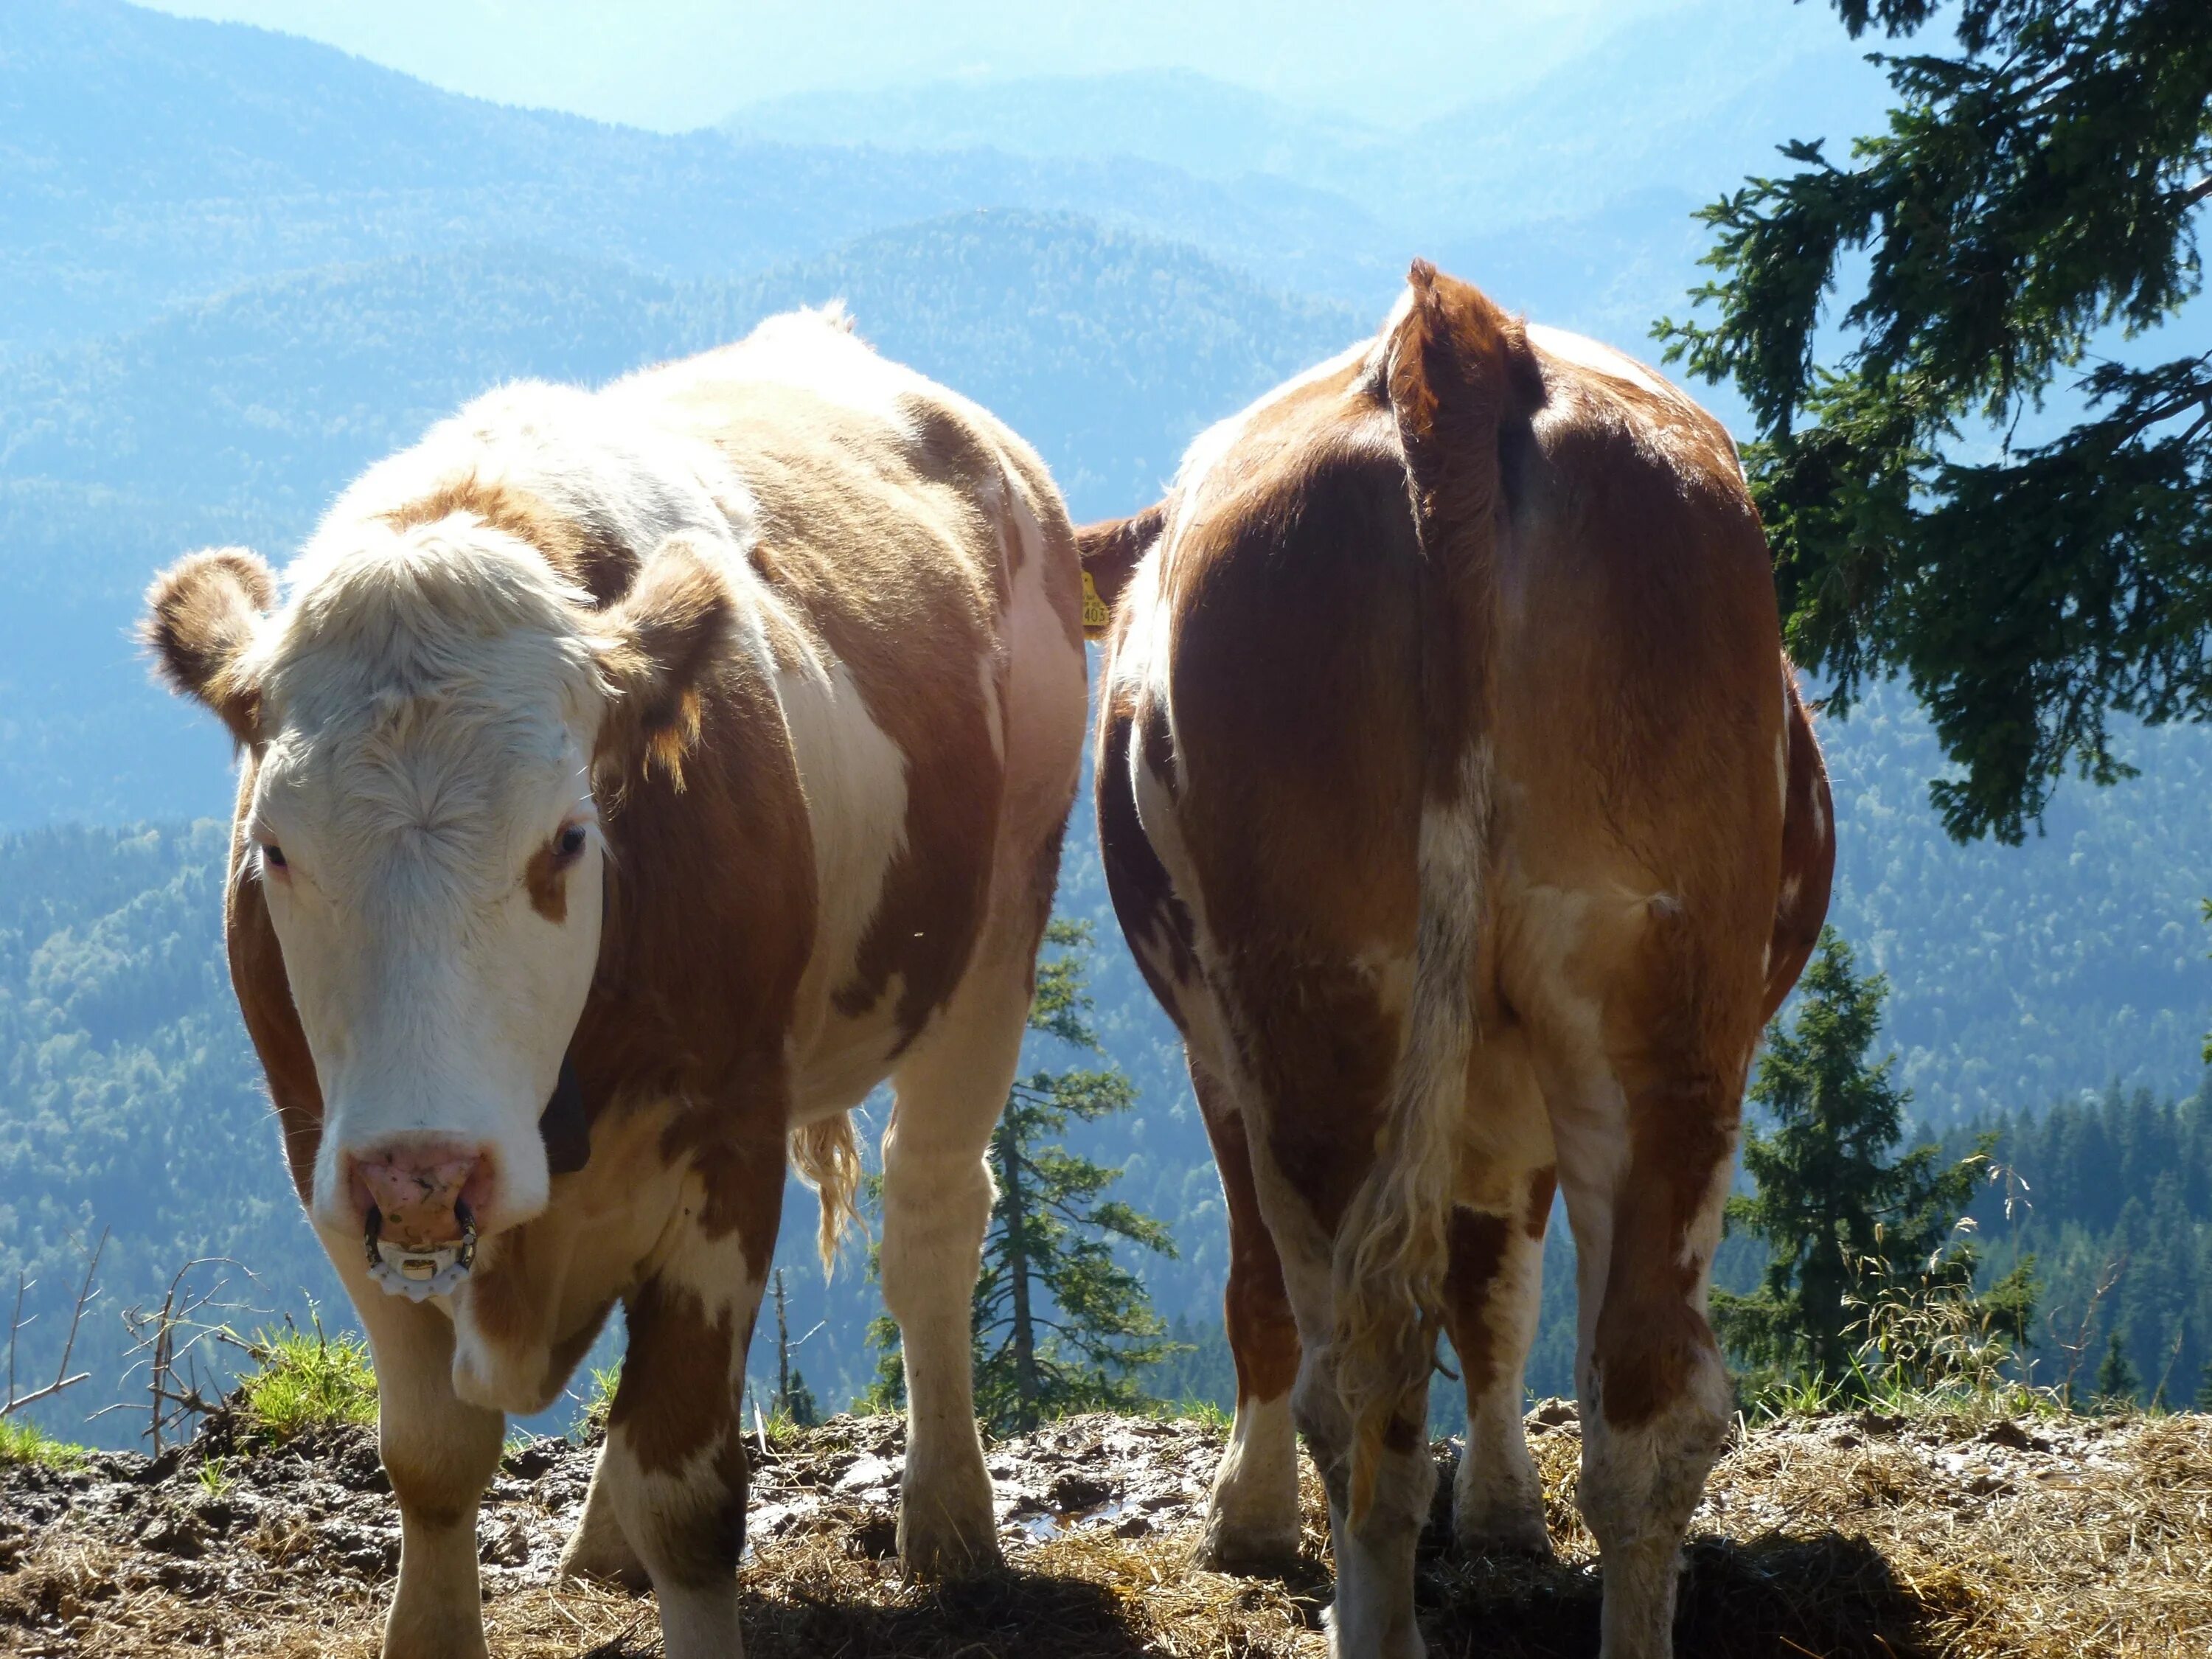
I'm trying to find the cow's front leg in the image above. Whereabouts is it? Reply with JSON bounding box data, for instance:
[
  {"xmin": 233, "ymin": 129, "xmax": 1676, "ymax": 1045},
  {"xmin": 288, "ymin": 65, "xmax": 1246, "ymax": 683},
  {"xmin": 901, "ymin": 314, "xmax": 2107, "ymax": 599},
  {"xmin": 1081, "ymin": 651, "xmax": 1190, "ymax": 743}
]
[
  {"xmin": 879, "ymin": 950, "xmax": 1036, "ymax": 1577},
  {"xmin": 599, "ymin": 1131, "xmax": 782, "ymax": 1659},
  {"xmin": 1443, "ymin": 1056, "xmax": 1557, "ymax": 1560},
  {"xmin": 560, "ymin": 1450, "xmax": 649, "ymax": 1590},
  {"xmin": 1443, "ymin": 1194, "xmax": 1551, "ymax": 1557},
  {"xmin": 341, "ymin": 1248, "xmax": 504, "ymax": 1659}
]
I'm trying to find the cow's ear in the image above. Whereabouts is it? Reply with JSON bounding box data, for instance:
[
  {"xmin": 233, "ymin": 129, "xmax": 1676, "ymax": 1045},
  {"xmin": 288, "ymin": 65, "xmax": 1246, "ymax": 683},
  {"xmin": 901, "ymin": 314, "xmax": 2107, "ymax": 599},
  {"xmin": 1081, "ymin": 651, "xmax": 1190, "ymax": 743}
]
[
  {"xmin": 141, "ymin": 548, "xmax": 276, "ymax": 745},
  {"xmin": 1074, "ymin": 503, "xmax": 1166, "ymax": 640},
  {"xmin": 596, "ymin": 534, "xmax": 731, "ymax": 787}
]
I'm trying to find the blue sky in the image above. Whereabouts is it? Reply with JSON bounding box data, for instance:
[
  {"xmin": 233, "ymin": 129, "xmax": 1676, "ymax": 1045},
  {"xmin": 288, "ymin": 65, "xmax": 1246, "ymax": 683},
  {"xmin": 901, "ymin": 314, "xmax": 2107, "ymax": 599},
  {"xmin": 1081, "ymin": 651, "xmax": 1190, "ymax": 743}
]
[{"xmin": 140, "ymin": 0, "xmax": 1721, "ymax": 130}]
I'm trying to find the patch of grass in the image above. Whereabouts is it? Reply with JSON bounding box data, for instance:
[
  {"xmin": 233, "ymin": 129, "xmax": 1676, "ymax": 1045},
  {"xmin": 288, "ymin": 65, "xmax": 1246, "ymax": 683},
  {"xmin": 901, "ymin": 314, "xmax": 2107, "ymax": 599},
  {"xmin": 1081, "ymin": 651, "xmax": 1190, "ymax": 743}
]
[
  {"xmin": 234, "ymin": 1313, "xmax": 377, "ymax": 1441},
  {"xmin": 1738, "ymin": 1365, "xmax": 2070, "ymax": 1430},
  {"xmin": 1155, "ymin": 1396, "xmax": 1231, "ymax": 1431},
  {"xmin": 196, "ymin": 1454, "xmax": 234, "ymax": 1498},
  {"xmin": 0, "ymin": 1414, "xmax": 87, "ymax": 1468},
  {"xmin": 577, "ymin": 1357, "xmax": 621, "ymax": 1439}
]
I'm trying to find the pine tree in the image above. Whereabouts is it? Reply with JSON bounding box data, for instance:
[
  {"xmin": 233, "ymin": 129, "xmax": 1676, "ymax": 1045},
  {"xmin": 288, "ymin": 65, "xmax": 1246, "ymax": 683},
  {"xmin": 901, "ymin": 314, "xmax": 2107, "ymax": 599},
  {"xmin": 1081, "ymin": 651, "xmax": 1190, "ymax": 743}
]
[
  {"xmin": 782, "ymin": 1368, "xmax": 821, "ymax": 1429},
  {"xmin": 2095, "ymin": 1331, "xmax": 2140, "ymax": 1409},
  {"xmin": 1659, "ymin": 1, "xmax": 2212, "ymax": 844},
  {"xmin": 1714, "ymin": 928, "xmax": 1986, "ymax": 1386},
  {"xmin": 973, "ymin": 921, "xmax": 1179, "ymax": 1432},
  {"xmin": 1979, "ymin": 1256, "xmax": 2041, "ymax": 1357},
  {"xmin": 863, "ymin": 922, "xmax": 1180, "ymax": 1431}
]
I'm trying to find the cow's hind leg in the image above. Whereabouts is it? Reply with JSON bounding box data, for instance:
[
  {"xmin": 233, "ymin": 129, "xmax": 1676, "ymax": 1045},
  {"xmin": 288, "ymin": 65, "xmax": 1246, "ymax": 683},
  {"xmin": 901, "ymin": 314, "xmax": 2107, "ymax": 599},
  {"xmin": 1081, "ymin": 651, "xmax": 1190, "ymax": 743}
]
[
  {"xmin": 344, "ymin": 1255, "xmax": 504, "ymax": 1659},
  {"xmin": 1267, "ymin": 1200, "xmax": 1433, "ymax": 1659},
  {"xmin": 1189, "ymin": 1055, "xmax": 1304, "ymax": 1571},
  {"xmin": 879, "ymin": 934, "xmax": 1042, "ymax": 1577},
  {"xmin": 1545, "ymin": 1033, "xmax": 1741, "ymax": 1659},
  {"xmin": 596, "ymin": 1130, "xmax": 784, "ymax": 1659},
  {"xmin": 1441, "ymin": 1040, "xmax": 1555, "ymax": 1559},
  {"xmin": 1231, "ymin": 1010, "xmax": 1436, "ymax": 1659},
  {"xmin": 1197, "ymin": 944, "xmax": 1436, "ymax": 1650}
]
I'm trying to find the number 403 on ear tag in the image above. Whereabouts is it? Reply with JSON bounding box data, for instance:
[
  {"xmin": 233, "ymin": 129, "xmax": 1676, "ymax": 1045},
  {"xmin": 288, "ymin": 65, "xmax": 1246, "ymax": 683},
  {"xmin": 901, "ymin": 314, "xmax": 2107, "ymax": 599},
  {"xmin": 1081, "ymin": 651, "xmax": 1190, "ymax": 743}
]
[{"xmin": 1081, "ymin": 568, "xmax": 1110, "ymax": 635}]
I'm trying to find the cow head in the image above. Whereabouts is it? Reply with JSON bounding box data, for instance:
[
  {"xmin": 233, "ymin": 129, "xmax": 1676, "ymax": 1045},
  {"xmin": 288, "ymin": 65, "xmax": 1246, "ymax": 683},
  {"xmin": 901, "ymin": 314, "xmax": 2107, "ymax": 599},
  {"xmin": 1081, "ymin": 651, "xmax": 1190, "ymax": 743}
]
[{"xmin": 143, "ymin": 521, "xmax": 729, "ymax": 1270}]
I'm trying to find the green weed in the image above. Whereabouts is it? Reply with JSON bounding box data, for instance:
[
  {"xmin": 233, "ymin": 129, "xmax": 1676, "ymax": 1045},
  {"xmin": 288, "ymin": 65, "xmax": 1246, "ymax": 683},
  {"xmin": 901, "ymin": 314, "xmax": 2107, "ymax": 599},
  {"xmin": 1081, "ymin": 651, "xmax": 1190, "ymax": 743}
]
[
  {"xmin": 0, "ymin": 1415, "xmax": 87, "ymax": 1469},
  {"xmin": 579, "ymin": 1358, "xmax": 622, "ymax": 1438},
  {"xmin": 1158, "ymin": 1397, "xmax": 1231, "ymax": 1432},
  {"xmin": 234, "ymin": 1310, "xmax": 377, "ymax": 1440}
]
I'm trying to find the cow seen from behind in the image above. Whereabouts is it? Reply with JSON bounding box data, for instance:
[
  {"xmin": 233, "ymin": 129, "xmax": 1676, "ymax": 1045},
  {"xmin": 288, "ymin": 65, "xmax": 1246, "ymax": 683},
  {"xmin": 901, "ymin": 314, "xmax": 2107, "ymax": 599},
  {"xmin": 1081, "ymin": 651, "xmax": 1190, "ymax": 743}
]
[
  {"xmin": 1082, "ymin": 262, "xmax": 1835, "ymax": 1659},
  {"xmin": 142, "ymin": 307, "xmax": 1090, "ymax": 1659}
]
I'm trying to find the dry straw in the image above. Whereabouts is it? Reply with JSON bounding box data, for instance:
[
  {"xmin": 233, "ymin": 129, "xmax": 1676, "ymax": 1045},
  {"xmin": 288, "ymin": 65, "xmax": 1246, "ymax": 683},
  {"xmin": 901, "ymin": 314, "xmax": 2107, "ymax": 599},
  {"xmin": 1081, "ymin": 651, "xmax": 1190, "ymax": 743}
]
[{"xmin": 4, "ymin": 1407, "xmax": 2206, "ymax": 1658}]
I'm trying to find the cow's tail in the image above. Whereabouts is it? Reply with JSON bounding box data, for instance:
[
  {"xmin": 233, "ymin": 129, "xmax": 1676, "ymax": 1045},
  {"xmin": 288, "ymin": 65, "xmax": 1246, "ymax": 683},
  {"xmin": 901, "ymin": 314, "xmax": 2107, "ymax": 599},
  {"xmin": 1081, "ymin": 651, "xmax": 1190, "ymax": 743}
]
[
  {"xmin": 1336, "ymin": 260, "xmax": 1534, "ymax": 1521},
  {"xmin": 790, "ymin": 1115, "xmax": 863, "ymax": 1272}
]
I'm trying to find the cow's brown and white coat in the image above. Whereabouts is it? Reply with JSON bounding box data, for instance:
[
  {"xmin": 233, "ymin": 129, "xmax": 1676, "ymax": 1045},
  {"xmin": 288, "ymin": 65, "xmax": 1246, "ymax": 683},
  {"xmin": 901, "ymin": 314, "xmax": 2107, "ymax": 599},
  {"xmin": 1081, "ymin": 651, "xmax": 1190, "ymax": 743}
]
[
  {"xmin": 1083, "ymin": 265, "xmax": 1834, "ymax": 1659},
  {"xmin": 143, "ymin": 308, "xmax": 1088, "ymax": 1659}
]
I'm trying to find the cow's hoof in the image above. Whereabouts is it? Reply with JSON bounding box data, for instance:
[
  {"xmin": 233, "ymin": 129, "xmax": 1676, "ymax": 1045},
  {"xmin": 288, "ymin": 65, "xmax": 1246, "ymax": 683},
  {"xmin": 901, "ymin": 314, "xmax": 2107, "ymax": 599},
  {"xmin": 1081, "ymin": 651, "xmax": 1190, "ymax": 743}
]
[
  {"xmin": 1195, "ymin": 1512, "xmax": 1301, "ymax": 1575},
  {"xmin": 557, "ymin": 1503, "xmax": 650, "ymax": 1591},
  {"xmin": 897, "ymin": 1502, "xmax": 1002, "ymax": 1580},
  {"xmin": 557, "ymin": 1548, "xmax": 651, "ymax": 1593},
  {"xmin": 1323, "ymin": 1603, "xmax": 1428, "ymax": 1659},
  {"xmin": 1453, "ymin": 1497, "xmax": 1554, "ymax": 1560},
  {"xmin": 1453, "ymin": 1452, "xmax": 1552, "ymax": 1560},
  {"xmin": 380, "ymin": 1608, "xmax": 490, "ymax": 1659}
]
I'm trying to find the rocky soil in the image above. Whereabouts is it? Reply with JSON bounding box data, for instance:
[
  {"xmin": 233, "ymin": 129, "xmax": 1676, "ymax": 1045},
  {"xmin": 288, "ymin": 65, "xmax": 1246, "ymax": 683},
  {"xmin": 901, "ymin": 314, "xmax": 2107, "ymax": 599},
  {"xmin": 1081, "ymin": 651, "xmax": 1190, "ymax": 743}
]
[{"xmin": 2, "ymin": 1403, "xmax": 2208, "ymax": 1657}]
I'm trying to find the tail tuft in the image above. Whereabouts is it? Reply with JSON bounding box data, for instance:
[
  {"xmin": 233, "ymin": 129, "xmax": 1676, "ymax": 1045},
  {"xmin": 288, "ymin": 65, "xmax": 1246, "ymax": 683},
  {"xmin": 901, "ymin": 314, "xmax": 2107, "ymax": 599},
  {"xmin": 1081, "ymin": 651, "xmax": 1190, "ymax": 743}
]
[{"xmin": 789, "ymin": 1114, "xmax": 863, "ymax": 1273}]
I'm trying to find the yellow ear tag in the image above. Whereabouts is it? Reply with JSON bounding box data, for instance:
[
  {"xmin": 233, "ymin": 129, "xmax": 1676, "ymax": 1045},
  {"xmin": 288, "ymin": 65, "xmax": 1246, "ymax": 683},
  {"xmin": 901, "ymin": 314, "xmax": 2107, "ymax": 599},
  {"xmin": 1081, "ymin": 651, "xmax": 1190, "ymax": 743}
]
[{"xmin": 1080, "ymin": 568, "xmax": 1110, "ymax": 634}]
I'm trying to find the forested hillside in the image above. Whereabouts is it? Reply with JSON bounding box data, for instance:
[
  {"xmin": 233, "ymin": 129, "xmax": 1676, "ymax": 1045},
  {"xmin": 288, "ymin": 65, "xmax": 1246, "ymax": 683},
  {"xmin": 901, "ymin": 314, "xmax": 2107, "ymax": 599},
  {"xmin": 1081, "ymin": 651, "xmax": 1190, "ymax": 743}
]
[
  {"xmin": 0, "ymin": 824, "xmax": 336, "ymax": 1436},
  {"xmin": 1946, "ymin": 1088, "xmax": 2212, "ymax": 1410}
]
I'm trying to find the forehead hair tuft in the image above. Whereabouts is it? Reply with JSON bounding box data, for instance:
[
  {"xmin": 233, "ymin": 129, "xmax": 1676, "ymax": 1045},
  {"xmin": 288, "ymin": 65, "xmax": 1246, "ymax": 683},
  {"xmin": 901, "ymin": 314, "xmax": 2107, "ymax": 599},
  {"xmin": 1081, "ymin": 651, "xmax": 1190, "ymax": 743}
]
[{"xmin": 260, "ymin": 517, "xmax": 606, "ymax": 719}]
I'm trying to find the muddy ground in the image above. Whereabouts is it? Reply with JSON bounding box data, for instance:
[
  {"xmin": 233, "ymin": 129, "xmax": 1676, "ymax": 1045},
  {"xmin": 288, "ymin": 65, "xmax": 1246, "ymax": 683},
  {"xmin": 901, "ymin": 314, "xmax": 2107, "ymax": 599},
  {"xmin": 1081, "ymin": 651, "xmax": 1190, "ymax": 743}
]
[{"xmin": 3, "ymin": 1403, "xmax": 2208, "ymax": 1657}]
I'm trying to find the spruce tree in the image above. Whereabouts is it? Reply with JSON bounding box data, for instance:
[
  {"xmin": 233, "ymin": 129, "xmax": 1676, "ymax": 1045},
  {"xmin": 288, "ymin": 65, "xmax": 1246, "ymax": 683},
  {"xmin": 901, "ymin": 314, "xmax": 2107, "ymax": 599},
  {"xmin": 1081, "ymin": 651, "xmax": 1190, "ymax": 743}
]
[
  {"xmin": 1977, "ymin": 1256, "xmax": 2041, "ymax": 1363},
  {"xmin": 973, "ymin": 920, "xmax": 1178, "ymax": 1432},
  {"xmin": 863, "ymin": 922, "xmax": 1179, "ymax": 1430},
  {"xmin": 1714, "ymin": 928, "xmax": 1984, "ymax": 1385},
  {"xmin": 1659, "ymin": 0, "xmax": 2212, "ymax": 844},
  {"xmin": 2095, "ymin": 1331, "xmax": 2140, "ymax": 1409},
  {"xmin": 781, "ymin": 1368, "xmax": 821, "ymax": 1429}
]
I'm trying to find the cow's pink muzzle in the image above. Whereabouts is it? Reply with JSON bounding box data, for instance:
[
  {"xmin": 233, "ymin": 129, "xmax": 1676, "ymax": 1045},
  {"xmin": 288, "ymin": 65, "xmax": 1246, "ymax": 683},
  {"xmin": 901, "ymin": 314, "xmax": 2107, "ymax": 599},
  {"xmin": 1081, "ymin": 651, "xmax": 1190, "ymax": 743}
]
[{"xmin": 352, "ymin": 1147, "xmax": 492, "ymax": 1301}]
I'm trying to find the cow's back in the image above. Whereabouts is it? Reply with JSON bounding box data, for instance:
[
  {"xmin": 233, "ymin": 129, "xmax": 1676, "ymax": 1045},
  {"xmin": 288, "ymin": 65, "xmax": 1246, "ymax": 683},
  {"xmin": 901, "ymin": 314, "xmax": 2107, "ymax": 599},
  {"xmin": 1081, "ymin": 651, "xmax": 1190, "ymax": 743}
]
[
  {"xmin": 624, "ymin": 322, "xmax": 1088, "ymax": 1107},
  {"xmin": 1104, "ymin": 351, "xmax": 1436, "ymax": 1221},
  {"xmin": 1483, "ymin": 327, "xmax": 1787, "ymax": 1034},
  {"xmin": 1106, "ymin": 321, "xmax": 1792, "ymax": 1063}
]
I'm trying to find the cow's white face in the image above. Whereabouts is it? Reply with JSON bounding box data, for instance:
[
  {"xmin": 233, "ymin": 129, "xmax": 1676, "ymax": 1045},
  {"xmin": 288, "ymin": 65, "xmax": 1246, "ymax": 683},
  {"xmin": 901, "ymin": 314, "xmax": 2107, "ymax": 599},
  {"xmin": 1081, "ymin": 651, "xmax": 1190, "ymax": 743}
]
[
  {"xmin": 251, "ymin": 639, "xmax": 606, "ymax": 1245},
  {"xmin": 143, "ymin": 518, "xmax": 731, "ymax": 1255}
]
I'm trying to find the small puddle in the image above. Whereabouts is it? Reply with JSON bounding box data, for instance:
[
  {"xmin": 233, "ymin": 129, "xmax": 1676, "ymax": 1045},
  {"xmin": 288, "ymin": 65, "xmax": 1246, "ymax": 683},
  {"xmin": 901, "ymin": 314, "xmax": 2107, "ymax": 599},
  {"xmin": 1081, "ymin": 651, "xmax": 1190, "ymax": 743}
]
[{"xmin": 1015, "ymin": 1495, "xmax": 1132, "ymax": 1543}]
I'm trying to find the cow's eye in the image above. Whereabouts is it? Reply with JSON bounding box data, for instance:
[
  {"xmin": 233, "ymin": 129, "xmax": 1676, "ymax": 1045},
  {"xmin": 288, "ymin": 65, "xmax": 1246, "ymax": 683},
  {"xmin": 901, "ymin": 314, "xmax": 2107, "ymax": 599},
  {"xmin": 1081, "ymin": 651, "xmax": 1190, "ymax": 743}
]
[
  {"xmin": 554, "ymin": 825, "xmax": 590, "ymax": 860},
  {"xmin": 262, "ymin": 844, "xmax": 288, "ymax": 871}
]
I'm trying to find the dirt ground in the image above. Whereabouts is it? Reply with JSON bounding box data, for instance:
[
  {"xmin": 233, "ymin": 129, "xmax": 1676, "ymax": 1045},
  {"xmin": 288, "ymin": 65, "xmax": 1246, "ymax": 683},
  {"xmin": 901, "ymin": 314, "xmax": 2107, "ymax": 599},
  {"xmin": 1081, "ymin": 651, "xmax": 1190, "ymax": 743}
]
[{"xmin": 3, "ymin": 1402, "xmax": 2208, "ymax": 1658}]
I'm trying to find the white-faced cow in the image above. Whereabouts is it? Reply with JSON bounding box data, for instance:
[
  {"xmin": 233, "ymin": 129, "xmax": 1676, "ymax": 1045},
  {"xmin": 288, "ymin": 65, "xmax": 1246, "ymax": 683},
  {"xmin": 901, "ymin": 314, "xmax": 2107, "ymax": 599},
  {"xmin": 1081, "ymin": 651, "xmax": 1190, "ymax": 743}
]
[
  {"xmin": 142, "ymin": 307, "xmax": 1088, "ymax": 1659},
  {"xmin": 1081, "ymin": 263, "xmax": 1835, "ymax": 1659}
]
